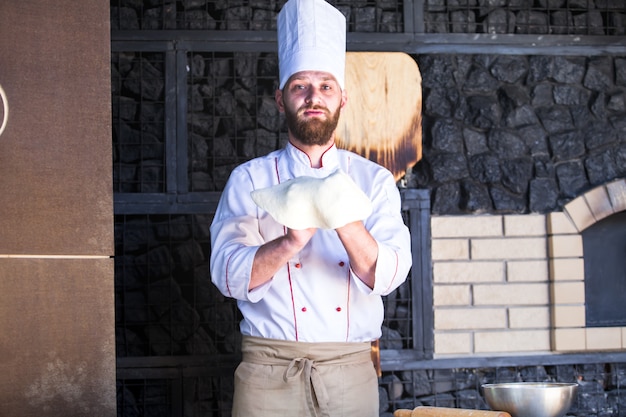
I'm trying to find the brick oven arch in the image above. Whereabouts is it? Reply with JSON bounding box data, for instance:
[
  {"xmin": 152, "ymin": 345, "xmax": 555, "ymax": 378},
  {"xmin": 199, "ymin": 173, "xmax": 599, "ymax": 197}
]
[{"xmin": 548, "ymin": 177, "xmax": 626, "ymax": 352}]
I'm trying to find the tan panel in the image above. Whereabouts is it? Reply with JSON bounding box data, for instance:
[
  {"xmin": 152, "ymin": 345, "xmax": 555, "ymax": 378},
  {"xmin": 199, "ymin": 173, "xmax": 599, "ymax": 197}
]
[
  {"xmin": 0, "ymin": 258, "xmax": 116, "ymax": 416},
  {"xmin": 0, "ymin": 1, "xmax": 112, "ymax": 255}
]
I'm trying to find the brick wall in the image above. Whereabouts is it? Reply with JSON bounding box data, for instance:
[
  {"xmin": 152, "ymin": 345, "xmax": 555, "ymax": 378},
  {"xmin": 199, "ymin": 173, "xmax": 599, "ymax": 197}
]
[
  {"xmin": 432, "ymin": 213, "xmax": 552, "ymax": 355},
  {"xmin": 551, "ymin": 178, "xmax": 626, "ymax": 352},
  {"xmin": 431, "ymin": 178, "xmax": 626, "ymax": 356}
]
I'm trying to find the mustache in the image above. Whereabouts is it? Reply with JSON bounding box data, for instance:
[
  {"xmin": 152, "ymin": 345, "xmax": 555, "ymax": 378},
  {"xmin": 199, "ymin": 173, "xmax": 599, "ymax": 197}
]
[{"xmin": 299, "ymin": 105, "xmax": 329, "ymax": 113}]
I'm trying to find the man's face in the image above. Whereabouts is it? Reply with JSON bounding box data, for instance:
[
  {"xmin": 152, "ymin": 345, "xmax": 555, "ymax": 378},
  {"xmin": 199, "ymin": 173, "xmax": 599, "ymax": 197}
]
[{"xmin": 276, "ymin": 71, "xmax": 347, "ymax": 146}]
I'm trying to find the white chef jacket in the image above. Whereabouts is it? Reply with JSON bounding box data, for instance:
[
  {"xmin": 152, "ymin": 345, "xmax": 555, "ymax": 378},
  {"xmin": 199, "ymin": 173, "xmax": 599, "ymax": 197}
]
[{"xmin": 210, "ymin": 142, "xmax": 412, "ymax": 343}]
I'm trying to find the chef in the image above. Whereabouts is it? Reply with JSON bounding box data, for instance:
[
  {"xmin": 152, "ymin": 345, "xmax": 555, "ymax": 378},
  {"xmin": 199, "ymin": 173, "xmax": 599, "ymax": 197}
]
[{"xmin": 209, "ymin": 0, "xmax": 412, "ymax": 415}]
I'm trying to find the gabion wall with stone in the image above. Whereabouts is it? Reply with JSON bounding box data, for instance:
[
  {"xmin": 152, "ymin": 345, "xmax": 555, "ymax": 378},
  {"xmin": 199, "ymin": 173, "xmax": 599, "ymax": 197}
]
[
  {"xmin": 379, "ymin": 362, "xmax": 626, "ymax": 416},
  {"xmin": 423, "ymin": 0, "xmax": 625, "ymax": 35},
  {"xmin": 409, "ymin": 54, "xmax": 626, "ymax": 215}
]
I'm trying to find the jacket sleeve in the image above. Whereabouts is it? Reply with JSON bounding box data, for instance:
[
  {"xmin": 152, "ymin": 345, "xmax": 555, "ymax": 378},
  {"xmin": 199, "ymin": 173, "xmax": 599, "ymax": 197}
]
[
  {"xmin": 209, "ymin": 167, "xmax": 269, "ymax": 302},
  {"xmin": 357, "ymin": 168, "xmax": 412, "ymax": 296}
]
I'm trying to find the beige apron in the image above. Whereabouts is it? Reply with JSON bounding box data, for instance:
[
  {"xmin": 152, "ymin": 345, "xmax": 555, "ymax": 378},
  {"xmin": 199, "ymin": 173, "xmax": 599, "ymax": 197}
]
[{"xmin": 232, "ymin": 335, "xmax": 379, "ymax": 417}]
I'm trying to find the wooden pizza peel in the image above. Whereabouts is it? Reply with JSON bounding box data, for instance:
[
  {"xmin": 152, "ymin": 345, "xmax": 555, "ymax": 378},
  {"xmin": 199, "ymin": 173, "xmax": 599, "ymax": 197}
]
[{"xmin": 336, "ymin": 52, "xmax": 422, "ymax": 182}]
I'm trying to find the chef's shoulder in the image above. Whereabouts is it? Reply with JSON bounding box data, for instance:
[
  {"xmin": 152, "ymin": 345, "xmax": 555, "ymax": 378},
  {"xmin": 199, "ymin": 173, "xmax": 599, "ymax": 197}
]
[
  {"xmin": 227, "ymin": 149, "xmax": 284, "ymax": 187},
  {"xmin": 338, "ymin": 149, "xmax": 395, "ymax": 183}
]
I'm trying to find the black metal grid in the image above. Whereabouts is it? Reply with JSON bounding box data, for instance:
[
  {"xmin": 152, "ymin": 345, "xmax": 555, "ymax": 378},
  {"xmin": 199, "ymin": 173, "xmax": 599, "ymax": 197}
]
[
  {"xmin": 112, "ymin": 51, "xmax": 167, "ymax": 193},
  {"xmin": 423, "ymin": 0, "xmax": 626, "ymax": 35},
  {"xmin": 381, "ymin": 362, "xmax": 625, "ymax": 415},
  {"xmin": 114, "ymin": 213, "xmax": 243, "ymax": 357},
  {"xmin": 117, "ymin": 378, "xmax": 175, "ymax": 416},
  {"xmin": 186, "ymin": 51, "xmax": 283, "ymax": 192},
  {"xmin": 110, "ymin": 0, "xmax": 404, "ymax": 33},
  {"xmin": 378, "ymin": 201, "xmax": 428, "ymax": 353}
]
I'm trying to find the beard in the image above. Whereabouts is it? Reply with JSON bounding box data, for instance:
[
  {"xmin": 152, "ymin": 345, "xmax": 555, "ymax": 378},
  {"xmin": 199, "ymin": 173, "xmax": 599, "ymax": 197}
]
[{"xmin": 284, "ymin": 103, "xmax": 341, "ymax": 146}]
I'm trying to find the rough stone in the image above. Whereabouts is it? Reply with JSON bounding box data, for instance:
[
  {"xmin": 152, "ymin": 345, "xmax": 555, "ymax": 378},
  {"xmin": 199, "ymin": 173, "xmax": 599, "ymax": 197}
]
[
  {"xmin": 463, "ymin": 128, "xmax": 489, "ymax": 156},
  {"xmin": 515, "ymin": 10, "xmax": 549, "ymax": 34},
  {"xmin": 552, "ymin": 57, "xmax": 586, "ymax": 84},
  {"xmin": 432, "ymin": 182, "xmax": 461, "ymax": 214},
  {"xmin": 553, "ymin": 85, "xmax": 591, "ymax": 106},
  {"xmin": 451, "ymin": 10, "xmax": 477, "ymax": 33},
  {"xmin": 531, "ymin": 83, "xmax": 554, "ymax": 108},
  {"xmin": 505, "ymin": 105, "xmax": 540, "ymax": 128},
  {"xmin": 432, "ymin": 119, "xmax": 465, "ymax": 153},
  {"xmin": 490, "ymin": 56, "xmax": 528, "ymax": 83},
  {"xmin": 536, "ymin": 106, "xmax": 573, "ymax": 134},
  {"xmin": 551, "ymin": 10, "xmax": 573, "ymax": 34},
  {"xmin": 573, "ymin": 11, "xmax": 605, "ymax": 35},
  {"xmin": 501, "ymin": 157, "xmax": 533, "ymax": 194},
  {"xmin": 420, "ymin": 55, "xmax": 457, "ymax": 88},
  {"xmin": 484, "ymin": 9, "xmax": 516, "ymax": 34},
  {"xmin": 585, "ymin": 148, "xmax": 619, "ymax": 186},
  {"xmin": 354, "ymin": 7, "xmax": 378, "ymax": 32},
  {"xmin": 584, "ymin": 56, "xmax": 614, "ymax": 91},
  {"xmin": 556, "ymin": 161, "xmax": 590, "ymax": 198},
  {"xmin": 584, "ymin": 122, "xmax": 617, "ymax": 150},
  {"xmin": 464, "ymin": 66, "xmax": 500, "ymax": 94},
  {"xmin": 570, "ymin": 105, "xmax": 597, "ymax": 131},
  {"xmin": 466, "ymin": 95, "xmax": 502, "ymax": 128},
  {"xmin": 616, "ymin": 58, "xmax": 626, "ymax": 86},
  {"xmin": 549, "ymin": 130, "xmax": 586, "ymax": 161},
  {"xmin": 607, "ymin": 92, "xmax": 626, "ymax": 113},
  {"xmin": 533, "ymin": 155, "xmax": 555, "ymax": 178},
  {"xmin": 425, "ymin": 12, "xmax": 449, "ymax": 33},
  {"xmin": 402, "ymin": 369, "xmax": 433, "ymax": 397},
  {"xmin": 499, "ymin": 84, "xmax": 531, "ymax": 110},
  {"xmin": 424, "ymin": 88, "xmax": 455, "ymax": 118},
  {"xmin": 477, "ymin": 0, "xmax": 508, "ymax": 15},
  {"xmin": 519, "ymin": 124, "xmax": 549, "ymax": 155},
  {"xmin": 461, "ymin": 180, "xmax": 493, "ymax": 212},
  {"xmin": 529, "ymin": 177, "xmax": 559, "ymax": 212},
  {"xmin": 488, "ymin": 129, "xmax": 528, "ymax": 158},
  {"xmin": 610, "ymin": 114, "xmax": 626, "ymax": 133},
  {"xmin": 431, "ymin": 153, "xmax": 469, "ymax": 182},
  {"xmin": 490, "ymin": 185, "xmax": 527, "ymax": 213},
  {"xmin": 469, "ymin": 153, "xmax": 502, "ymax": 183},
  {"xmin": 528, "ymin": 56, "xmax": 554, "ymax": 83},
  {"xmin": 590, "ymin": 92, "xmax": 607, "ymax": 119}
]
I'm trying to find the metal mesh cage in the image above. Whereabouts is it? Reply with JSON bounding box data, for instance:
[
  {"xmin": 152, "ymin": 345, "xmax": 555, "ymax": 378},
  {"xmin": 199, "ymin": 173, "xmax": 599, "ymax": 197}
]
[
  {"xmin": 112, "ymin": 51, "xmax": 167, "ymax": 193},
  {"xmin": 110, "ymin": 0, "xmax": 404, "ymax": 33},
  {"xmin": 424, "ymin": 0, "xmax": 626, "ymax": 35},
  {"xmin": 381, "ymin": 363, "xmax": 615, "ymax": 413},
  {"xmin": 114, "ymin": 213, "xmax": 242, "ymax": 357},
  {"xmin": 186, "ymin": 51, "xmax": 283, "ymax": 192},
  {"xmin": 117, "ymin": 378, "xmax": 174, "ymax": 416}
]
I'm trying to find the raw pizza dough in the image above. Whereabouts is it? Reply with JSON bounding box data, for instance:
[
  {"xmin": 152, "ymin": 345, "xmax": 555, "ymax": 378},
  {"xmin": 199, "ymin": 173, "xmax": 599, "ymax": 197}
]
[{"xmin": 250, "ymin": 170, "xmax": 373, "ymax": 230}]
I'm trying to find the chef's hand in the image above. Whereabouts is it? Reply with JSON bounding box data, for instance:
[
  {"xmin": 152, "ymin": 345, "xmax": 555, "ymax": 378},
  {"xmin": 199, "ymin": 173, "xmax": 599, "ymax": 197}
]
[{"xmin": 285, "ymin": 226, "xmax": 317, "ymax": 248}]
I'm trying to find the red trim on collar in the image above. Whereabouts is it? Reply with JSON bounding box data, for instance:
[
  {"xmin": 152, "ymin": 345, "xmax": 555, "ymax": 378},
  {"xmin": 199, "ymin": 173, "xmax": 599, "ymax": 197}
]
[
  {"xmin": 288, "ymin": 141, "xmax": 335, "ymax": 168},
  {"xmin": 318, "ymin": 143, "xmax": 334, "ymax": 167}
]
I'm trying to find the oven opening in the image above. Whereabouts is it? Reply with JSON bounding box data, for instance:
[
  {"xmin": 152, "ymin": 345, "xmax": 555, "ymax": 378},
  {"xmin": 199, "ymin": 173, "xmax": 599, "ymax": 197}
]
[{"xmin": 583, "ymin": 210, "xmax": 626, "ymax": 327}]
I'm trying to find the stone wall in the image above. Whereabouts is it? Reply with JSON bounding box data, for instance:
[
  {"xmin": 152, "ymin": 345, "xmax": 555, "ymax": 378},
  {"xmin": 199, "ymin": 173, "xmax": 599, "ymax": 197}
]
[
  {"xmin": 379, "ymin": 361, "xmax": 626, "ymax": 416},
  {"xmin": 409, "ymin": 54, "xmax": 626, "ymax": 215}
]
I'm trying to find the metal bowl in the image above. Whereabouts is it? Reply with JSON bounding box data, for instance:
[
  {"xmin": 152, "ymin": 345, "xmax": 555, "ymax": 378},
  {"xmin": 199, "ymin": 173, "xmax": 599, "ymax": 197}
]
[{"xmin": 482, "ymin": 382, "xmax": 578, "ymax": 417}]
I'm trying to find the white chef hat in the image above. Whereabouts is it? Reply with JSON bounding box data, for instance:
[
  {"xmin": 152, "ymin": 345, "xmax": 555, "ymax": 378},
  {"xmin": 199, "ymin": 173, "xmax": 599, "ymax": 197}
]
[{"xmin": 277, "ymin": 0, "xmax": 347, "ymax": 90}]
